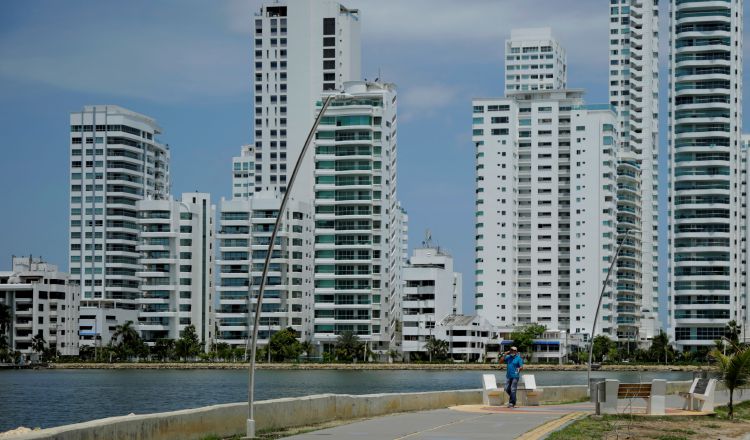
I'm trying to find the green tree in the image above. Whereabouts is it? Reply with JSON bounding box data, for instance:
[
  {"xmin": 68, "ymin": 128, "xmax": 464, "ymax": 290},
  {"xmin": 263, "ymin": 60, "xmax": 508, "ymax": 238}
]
[
  {"xmin": 31, "ymin": 333, "xmax": 46, "ymax": 360},
  {"xmin": 424, "ymin": 338, "xmax": 450, "ymax": 362},
  {"xmin": 711, "ymin": 347, "xmax": 750, "ymax": 418},
  {"xmin": 388, "ymin": 349, "xmax": 402, "ymax": 363},
  {"xmin": 175, "ymin": 325, "xmax": 202, "ymax": 361},
  {"xmin": 300, "ymin": 340, "xmax": 315, "ymax": 361},
  {"xmin": 152, "ymin": 339, "xmax": 175, "ymax": 361},
  {"xmin": 591, "ymin": 335, "xmax": 613, "ymax": 363},
  {"xmin": 726, "ymin": 320, "xmax": 742, "ymax": 346},
  {"xmin": 335, "ymin": 330, "xmax": 363, "ymax": 362},
  {"xmin": 0, "ymin": 303, "xmax": 11, "ymax": 336},
  {"xmin": 0, "ymin": 334, "xmax": 11, "ymax": 363},
  {"xmin": 510, "ymin": 323, "xmax": 546, "ymax": 357},
  {"xmin": 648, "ymin": 330, "xmax": 676, "ymax": 363},
  {"xmin": 111, "ymin": 321, "xmax": 143, "ymax": 360},
  {"xmin": 269, "ymin": 327, "xmax": 302, "ymax": 361},
  {"xmin": 213, "ymin": 342, "xmax": 232, "ymax": 361}
]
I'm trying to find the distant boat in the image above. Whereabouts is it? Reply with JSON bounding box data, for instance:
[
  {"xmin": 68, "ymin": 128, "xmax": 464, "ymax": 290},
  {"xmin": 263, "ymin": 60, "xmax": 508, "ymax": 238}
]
[{"xmin": 591, "ymin": 363, "xmax": 602, "ymax": 370}]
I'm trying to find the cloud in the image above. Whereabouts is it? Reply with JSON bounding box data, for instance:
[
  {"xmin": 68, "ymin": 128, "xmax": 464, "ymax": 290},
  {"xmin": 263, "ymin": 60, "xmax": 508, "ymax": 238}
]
[
  {"xmin": 399, "ymin": 83, "xmax": 462, "ymax": 121},
  {"xmin": 0, "ymin": 2, "xmax": 250, "ymax": 102}
]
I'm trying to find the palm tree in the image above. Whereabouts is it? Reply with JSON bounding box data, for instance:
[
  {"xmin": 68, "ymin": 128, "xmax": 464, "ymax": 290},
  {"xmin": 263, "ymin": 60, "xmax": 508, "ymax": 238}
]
[
  {"xmin": 711, "ymin": 347, "xmax": 750, "ymax": 418},
  {"xmin": 31, "ymin": 334, "xmax": 46, "ymax": 360},
  {"xmin": 335, "ymin": 331, "xmax": 363, "ymax": 362},
  {"xmin": 300, "ymin": 340, "xmax": 315, "ymax": 361},
  {"xmin": 111, "ymin": 321, "xmax": 141, "ymax": 360},
  {"xmin": 424, "ymin": 338, "xmax": 450, "ymax": 362},
  {"xmin": 388, "ymin": 349, "xmax": 402, "ymax": 363},
  {"xmin": 0, "ymin": 304, "xmax": 11, "ymax": 336},
  {"xmin": 726, "ymin": 320, "xmax": 742, "ymax": 346}
]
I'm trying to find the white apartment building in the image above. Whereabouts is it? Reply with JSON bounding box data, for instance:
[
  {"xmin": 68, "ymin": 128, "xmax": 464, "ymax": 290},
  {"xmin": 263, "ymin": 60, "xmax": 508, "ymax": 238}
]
[
  {"xmin": 251, "ymin": 0, "xmax": 361, "ymax": 198},
  {"xmin": 69, "ymin": 105, "xmax": 170, "ymax": 346},
  {"xmin": 232, "ymin": 144, "xmax": 256, "ymax": 199},
  {"xmin": 505, "ymin": 28, "xmax": 567, "ymax": 93},
  {"xmin": 312, "ymin": 81, "xmax": 400, "ymax": 359},
  {"xmin": 401, "ymin": 246, "xmax": 462, "ymax": 361},
  {"xmin": 609, "ymin": 0, "xmax": 661, "ymax": 343},
  {"xmin": 388, "ymin": 203, "xmax": 409, "ymax": 353},
  {"xmin": 668, "ymin": 0, "xmax": 744, "ymax": 350},
  {"xmin": 135, "ymin": 193, "xmax": 215, "ymax": 348},
  {"xmin": 0, "ymin": 257, "xmax": 80, "ymax": 357},
  {"xmin": 472, "ymin": 90, "xmax": 619, "ymax": 341},
  {"xmin": 215, "ymin": 193, "xmax": 314, "ymax": 349}
]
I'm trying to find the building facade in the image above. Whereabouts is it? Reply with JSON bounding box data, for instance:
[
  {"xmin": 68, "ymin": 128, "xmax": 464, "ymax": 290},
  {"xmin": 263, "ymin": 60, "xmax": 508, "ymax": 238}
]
[
  {"xmin": 668, "ymin": 0, "xmax": 744, "ymax": 350},
  {"xmin": 401, "ymin": 246, "xmax": 462, "ymax": 361},
  {"xmin": 0, "ymin": 257, "xmax": 80, "ymax": 357},
  {"xmin": 472, "ymin": 90, "xmax": 619, "ymax": 341},
  {"xmin": 505, "ymin": 28, "xmax": 567, "ymax": 93},
  {"xmin": 251, "ymin": 0, "xmax": 361, "ymax": 198},
  {"xmin": 609, "ymin": 0, "xmax": 661, "ymax": 343},
  {"xmin": 69, "ymin": 105, "xmax": 170, "ymax": 346},
  {"xmin": 215, "ymin": 194, "xmax": 314, "ymax": 349},
  {"xmin": 312, "ymin": 81, "xmax": 400, "ymax": 358},
  {"xmin": 135, "ymin": 193, "xmax": 215, "ymax": 348},
  {"xmin": 232, "ymin": 144, "xmax": 256, "ymax": 199}
]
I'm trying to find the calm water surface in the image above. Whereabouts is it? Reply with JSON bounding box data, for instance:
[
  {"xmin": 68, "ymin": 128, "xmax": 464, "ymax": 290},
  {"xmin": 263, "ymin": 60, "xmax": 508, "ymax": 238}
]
[{"xmin": 0, "ymin": 368, "xmax": 692, "ymax": 431}]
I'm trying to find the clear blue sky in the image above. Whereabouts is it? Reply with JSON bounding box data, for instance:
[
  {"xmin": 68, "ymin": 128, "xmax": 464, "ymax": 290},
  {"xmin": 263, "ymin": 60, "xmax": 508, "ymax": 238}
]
[{"xmin": 1, "ymin": 1, "xmax": 749, "ymax": 320}]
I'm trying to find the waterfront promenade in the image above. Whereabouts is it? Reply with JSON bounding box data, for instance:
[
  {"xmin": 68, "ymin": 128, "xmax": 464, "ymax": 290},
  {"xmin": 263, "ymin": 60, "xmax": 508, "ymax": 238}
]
[{"xmin": 285, "ymin": 390, "xmax": 749, "ymax": 439}]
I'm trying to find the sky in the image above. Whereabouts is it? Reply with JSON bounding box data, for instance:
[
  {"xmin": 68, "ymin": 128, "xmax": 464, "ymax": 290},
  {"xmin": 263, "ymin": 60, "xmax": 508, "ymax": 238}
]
[{"xmin": 1, "ymin": 1, "xmax": 749, "ymax": 322}]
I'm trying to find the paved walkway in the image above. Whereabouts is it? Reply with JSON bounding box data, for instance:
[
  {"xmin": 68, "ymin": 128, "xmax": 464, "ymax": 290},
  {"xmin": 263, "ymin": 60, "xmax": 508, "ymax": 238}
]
[{"xmin": 284, "ymin": 390, "xmax": 748, "ymax": 440}]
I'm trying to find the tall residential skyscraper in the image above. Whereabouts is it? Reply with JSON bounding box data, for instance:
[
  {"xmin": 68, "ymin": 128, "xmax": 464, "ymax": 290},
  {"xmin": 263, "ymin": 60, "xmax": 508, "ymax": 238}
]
[
  {"xmin": 668, "ymin": 0, "xmax": 744, "ymax": 350},
  {"xmin": 251, "ymin": 0, "xmax": 361, "ymax": 198},
  {"xmin": 135, "ymin": 193, "xmax": 215, "ymax": 348},
  {"xmin": 472, "ymin": 90, "xmax": 619, "ymax": 339},
  {"xmin": 609, "ymin": 0, "xmax": 660, "ymax": 343},
  {"xmin": 312, "ymin": 81, "xmax": 399, "ymax": 359},
  {"xmin": 504, "ymin": 28, "xmax": 567, "ymax": 93},
  {"xmin": 215, "ymin": 193, "xmax": 313, "ymax": 349},
  {"xmin": 69, "ymin": 105, "xmax": 170, "ymax": 346}
]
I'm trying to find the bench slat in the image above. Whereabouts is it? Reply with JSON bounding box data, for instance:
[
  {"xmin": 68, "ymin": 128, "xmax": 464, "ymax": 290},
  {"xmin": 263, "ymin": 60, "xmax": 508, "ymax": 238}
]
[{"xmin": 617, "ymin": 383, "xmax": 652, "ymax": 398}]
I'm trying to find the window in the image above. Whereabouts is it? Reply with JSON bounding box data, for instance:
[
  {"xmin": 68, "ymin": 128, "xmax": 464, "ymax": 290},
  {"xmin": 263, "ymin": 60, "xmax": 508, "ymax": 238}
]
[{"xmin": 323, "ymin": 17, "xmax": 335, "ymax": 35}]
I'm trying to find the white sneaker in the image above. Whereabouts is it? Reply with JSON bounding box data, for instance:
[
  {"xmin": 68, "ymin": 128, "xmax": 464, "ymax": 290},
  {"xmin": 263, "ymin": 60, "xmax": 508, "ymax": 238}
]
[{"xmin": 507, "ymin": 403, "xmax": 515, "ymax": 408}]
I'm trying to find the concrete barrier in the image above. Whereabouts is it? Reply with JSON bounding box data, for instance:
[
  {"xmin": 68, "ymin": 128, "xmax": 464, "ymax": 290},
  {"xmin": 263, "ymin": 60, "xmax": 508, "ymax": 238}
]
[
  {"xmin": 8, "ymin": 381, "xmax": 702, "ymax": 440},
  {"xmin": 11, "ymin": 390, "xmax": 481, "ymax": 440}
]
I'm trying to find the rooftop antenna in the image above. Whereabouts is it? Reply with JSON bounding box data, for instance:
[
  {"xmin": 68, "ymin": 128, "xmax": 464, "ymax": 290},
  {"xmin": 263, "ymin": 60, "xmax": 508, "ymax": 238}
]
[{"xmin": 422, "ymin": 229, "xmax": 432, "ymax": 248}]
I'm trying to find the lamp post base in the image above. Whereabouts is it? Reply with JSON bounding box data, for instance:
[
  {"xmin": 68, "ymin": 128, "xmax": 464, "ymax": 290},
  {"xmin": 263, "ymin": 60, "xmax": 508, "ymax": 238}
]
[{"xmin": 242, "ymin": 419, "xmax": 255, "ymax": 439}]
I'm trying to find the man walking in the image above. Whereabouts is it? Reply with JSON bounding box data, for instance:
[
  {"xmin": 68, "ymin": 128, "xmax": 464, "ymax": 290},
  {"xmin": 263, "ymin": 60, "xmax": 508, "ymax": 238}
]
[{"xmin": 502, "ymin": 346, "xmax": 524, "ymax": 408}]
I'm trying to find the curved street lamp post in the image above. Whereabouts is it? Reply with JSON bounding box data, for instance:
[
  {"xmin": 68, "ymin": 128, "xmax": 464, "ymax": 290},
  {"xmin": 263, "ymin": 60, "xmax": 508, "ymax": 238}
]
[
  {"xmin": 587, "ymin": 228, "xmax": 639, "ymax": 394},
  {"xmin": 245, "ymin": 93, "xmax": 344, "ymax": 438}
]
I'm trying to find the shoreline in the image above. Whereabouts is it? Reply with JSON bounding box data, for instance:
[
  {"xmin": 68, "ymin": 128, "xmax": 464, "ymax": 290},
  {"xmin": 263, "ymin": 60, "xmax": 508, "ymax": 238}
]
[{"xmin": 43, "ymin": 362, "xmax": 713, "ymax": 371}]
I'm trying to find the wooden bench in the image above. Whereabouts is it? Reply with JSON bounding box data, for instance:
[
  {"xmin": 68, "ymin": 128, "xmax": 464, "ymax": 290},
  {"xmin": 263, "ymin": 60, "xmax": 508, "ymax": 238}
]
[
  {"xmin": 618, "ymin": 383, "xmax": 652, "ymax": 399},
  {"xmin": 680, "ymin": 378, "xmax": 716, "ymax": 412},
  {"xmin": 599, "ymin": 379, "xmax": 666, "ymax": 415}
]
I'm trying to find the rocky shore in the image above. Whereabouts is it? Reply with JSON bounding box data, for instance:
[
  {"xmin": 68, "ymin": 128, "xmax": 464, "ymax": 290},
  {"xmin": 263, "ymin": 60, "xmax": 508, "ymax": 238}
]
[{"xmin": 47, "ymin": 362, "xmax": 712, "ymax": 371}]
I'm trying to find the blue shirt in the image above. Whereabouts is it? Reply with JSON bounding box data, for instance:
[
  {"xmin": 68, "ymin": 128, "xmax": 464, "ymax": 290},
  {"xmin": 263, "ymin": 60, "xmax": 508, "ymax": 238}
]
[{"xmin": 504, "ymin": 354, "xmax": 524, "ymax": 379}]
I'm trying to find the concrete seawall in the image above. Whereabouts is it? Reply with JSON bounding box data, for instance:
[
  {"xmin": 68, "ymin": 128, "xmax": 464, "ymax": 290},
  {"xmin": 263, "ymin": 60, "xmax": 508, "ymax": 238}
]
[{"xmin": 10, "ymin": 381, "xmax": 699, "ymax": 440}]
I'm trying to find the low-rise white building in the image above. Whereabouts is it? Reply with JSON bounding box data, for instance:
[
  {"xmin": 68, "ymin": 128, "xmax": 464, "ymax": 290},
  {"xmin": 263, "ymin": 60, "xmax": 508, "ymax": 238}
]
[
  {"xmin": 135, "ymin": 193, "xmax": 216, "ymax": 348},
  {"xmin": 0, "ymin": 257, "xmax": 80, "ymax": 357},
  {"xmin": 488, "ymin": 328, "xmax": 583, "ymax": 364},
  {"xmin": 436, "ymin": 314, "xmax": 492, "ymax": 362},
  {"xmin": 401, "ymin": 246, "xmax": 462, "ymax": 361}
]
